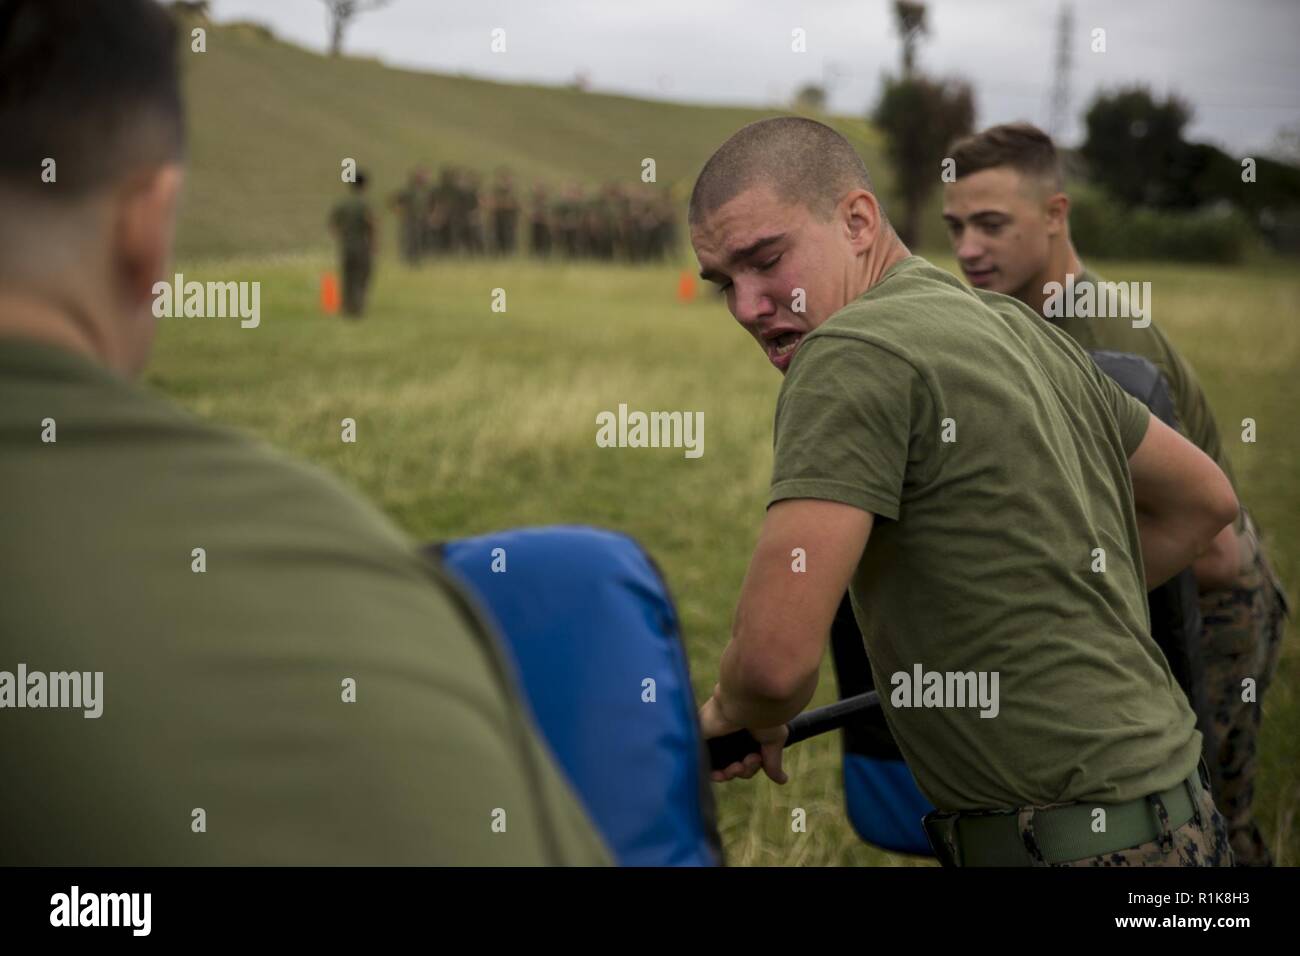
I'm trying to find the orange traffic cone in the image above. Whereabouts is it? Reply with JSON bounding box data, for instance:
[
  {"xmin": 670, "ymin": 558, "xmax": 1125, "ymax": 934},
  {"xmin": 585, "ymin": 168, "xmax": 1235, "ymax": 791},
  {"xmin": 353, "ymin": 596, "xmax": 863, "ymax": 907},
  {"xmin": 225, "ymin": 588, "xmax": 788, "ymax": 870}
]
[
  {"xmin": 676, "ymin": 269, "xmax": 697, "ymax": 303},
  {"xmin": 320, "ymin": 272, "xmax": 340, "ymax": 314}
]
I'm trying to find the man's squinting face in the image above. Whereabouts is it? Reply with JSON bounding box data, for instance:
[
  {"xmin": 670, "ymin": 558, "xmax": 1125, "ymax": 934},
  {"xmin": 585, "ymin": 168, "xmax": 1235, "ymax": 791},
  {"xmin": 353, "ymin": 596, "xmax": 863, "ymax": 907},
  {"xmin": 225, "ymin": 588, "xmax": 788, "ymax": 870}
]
[
  {"xmin": 942, "ymin": 167, "xmax": 1056, "ymax": 300},
  {"xmin": 692, "ymin": 183, "xmax": 857, "ymax": 374}
]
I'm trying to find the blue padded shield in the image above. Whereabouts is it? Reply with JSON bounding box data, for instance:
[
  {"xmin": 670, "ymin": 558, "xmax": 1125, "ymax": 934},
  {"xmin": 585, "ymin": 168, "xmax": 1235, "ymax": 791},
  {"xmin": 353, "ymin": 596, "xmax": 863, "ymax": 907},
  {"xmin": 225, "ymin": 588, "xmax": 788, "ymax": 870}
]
[
  {"xmin": 843, "ymin": 756, "xmax": 936, "ymax": 855},
  {"xmin": 434, "ymin": 525, "xmax": 722, "ymax": 867},
  {"xmin": 830, "ymin": 595, "xmax": 935, "ymax": 856}
]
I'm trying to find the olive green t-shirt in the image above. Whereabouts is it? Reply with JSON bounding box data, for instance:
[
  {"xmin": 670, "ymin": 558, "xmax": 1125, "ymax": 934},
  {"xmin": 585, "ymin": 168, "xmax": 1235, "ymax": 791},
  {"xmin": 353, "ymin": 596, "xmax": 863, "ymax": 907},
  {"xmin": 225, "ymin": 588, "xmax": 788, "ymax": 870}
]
[
  {"xmin": 768, "ymin": 256, "xmax": 1200, "ymax": 812},
  {"xmin": 1050, "ymin": 268, "xmax": 1236, "ymax": 492},
  {"xmin": 0, "ymin": 338, "xmax": 613, "ymax": 866}
]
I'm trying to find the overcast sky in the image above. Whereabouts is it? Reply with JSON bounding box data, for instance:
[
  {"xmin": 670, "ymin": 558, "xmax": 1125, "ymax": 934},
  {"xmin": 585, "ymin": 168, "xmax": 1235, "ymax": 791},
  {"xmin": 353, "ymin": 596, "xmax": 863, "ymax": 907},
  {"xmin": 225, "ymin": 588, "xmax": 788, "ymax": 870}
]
[{"xmin": 205, "ymin": 0, "xmax": 1299, "ymax": 156}]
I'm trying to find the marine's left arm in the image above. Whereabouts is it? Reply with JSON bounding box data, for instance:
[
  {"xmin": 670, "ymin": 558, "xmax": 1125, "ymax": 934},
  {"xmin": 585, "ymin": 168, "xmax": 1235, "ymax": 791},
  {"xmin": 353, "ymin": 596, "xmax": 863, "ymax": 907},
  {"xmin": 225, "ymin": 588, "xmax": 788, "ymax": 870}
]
[
  {"xmin": 1192, "ymin": 521, "xmax": 1245, "ymax": 591},
  {"xmin": 1128, "ymin": 413, "xmax": 1239, "ymax": 589}
]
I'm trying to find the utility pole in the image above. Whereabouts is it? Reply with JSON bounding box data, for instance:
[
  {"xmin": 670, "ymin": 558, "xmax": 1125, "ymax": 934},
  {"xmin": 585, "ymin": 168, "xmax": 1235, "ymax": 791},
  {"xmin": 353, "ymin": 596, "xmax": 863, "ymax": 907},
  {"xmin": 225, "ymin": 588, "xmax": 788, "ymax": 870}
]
[{"xmin": 1048, "ymin": 3, "xmax": 1074, "ymax": 143}]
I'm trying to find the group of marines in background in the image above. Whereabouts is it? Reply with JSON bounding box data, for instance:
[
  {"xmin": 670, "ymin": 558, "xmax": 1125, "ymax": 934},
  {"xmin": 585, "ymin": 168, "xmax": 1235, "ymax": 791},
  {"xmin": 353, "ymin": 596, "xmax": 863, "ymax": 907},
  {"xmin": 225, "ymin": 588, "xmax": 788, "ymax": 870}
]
[
  {"xmin": 329, "ymin": 166, "xmax": 683, "ymax": 317},
  {"xmin": 388, "ymin": 166, "xmax": 681, "ymax": 264}
]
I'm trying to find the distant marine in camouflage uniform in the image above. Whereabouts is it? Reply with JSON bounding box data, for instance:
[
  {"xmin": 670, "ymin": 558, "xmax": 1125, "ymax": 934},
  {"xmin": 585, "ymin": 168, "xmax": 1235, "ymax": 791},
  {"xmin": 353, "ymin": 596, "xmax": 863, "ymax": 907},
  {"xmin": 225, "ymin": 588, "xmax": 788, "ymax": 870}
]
[
  {"xmin": 488, "ymin": 168, "xmax": 520, "ymax": 256},
  {"xmin": 462, "ymin": 168, "xmax": 486, "ymax": 256},
  {"xmin": 328, "ymin": 170, "xmax": 375, "ymax": 318},
  {"xmin": 655, "ymin": 192, "xmax": 679, "ymax": 261},
  {"xmin": 529, "ymin": 184, "xmax": 552, "ymax": 258},
  {"xmin": 620, "ymin": 188, "xmax": 642, "ymax": 262},
  {"xmin": 557, "ymin": 183, "xmax": 588, "ymax": 258},
  {"xmin": 428, "ymin": 166, "xmax": 459, "ymax": 254},
  {"xmin": 389, "ymin": 167, "xmax": 428, "ymax": 266}
]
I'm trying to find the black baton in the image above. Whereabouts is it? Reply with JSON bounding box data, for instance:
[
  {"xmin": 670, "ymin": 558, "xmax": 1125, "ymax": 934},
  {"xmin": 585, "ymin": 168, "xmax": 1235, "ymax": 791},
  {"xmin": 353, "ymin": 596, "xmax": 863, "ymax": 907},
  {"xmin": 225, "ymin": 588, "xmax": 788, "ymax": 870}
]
[{"xmin": 706, "ymin": 690, "xmax": 881, "ymax": 771}]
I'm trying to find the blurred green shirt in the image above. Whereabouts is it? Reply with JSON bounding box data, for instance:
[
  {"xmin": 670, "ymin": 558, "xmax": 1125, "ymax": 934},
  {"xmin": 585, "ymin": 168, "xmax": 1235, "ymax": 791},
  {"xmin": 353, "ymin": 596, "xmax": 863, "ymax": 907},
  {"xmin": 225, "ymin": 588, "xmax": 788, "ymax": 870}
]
[
  {"xmin": 768, "ymin": 256, "xmax": 1200, "ymax": 812},
  {"xmin": 0, "ymin": 338, "xmax": 612, "ymax": 865}
]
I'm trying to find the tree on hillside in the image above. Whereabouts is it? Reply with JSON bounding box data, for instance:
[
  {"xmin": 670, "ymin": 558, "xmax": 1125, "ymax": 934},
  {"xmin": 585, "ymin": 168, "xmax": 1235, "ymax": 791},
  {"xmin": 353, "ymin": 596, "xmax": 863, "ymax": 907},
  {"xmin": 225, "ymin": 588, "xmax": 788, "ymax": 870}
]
[
  {"xmin": 871, "ymin": 1, "xmax": 975, "ymax": 246},
  {"xmin": 1080, "ymin": 88, "xmax": 1300, "ymax": 249},
  {"xmin": 893, "ymin": 0, "xmax": 927, "ymax": 77},
  {"xmin": 318, "ymin": 0, "xmax": 394, "ymax": 57},
  {"xmin": 1081, "ymin": 87, "xmax": 1194, "ymax": 208}
]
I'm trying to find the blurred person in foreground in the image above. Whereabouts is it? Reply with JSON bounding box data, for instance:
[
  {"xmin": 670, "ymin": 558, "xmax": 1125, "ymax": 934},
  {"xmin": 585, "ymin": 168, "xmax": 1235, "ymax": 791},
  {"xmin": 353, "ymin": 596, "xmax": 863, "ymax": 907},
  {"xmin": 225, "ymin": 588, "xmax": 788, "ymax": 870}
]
[{"xmin": 0, "ymin": 0, "xmax": 611, "ymax": 866}]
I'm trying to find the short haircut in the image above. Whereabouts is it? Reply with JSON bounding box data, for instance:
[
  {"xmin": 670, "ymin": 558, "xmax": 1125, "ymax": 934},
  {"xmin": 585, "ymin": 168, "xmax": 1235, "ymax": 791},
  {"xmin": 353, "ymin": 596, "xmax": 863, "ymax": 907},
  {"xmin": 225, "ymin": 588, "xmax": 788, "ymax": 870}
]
[
  {"xmin": 948, "ymin": 122, "xmax": 1063, "ymax": 192},
  {"xmin": 689, "ymin": 117, "xmax": 875, "ymax": 225},
  {"xmin": 0, "ymin": 0, "xmax": 185, "ymax": 199}
]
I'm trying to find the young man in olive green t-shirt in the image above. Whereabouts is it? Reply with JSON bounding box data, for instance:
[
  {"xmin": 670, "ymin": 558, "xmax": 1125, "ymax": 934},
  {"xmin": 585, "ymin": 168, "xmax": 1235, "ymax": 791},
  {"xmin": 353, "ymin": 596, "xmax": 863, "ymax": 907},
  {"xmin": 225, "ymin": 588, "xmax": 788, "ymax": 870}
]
[
  {"xmin": 690, "ymin": 117, "xmax": 1239, "ymax": 866},
  {"xmin": 0, "ymin": 0, "xmax": 610, "ymax": 867},
  {"xmin": 943, "ymin": 122, "xmax": 1289, "ymax": 865}
]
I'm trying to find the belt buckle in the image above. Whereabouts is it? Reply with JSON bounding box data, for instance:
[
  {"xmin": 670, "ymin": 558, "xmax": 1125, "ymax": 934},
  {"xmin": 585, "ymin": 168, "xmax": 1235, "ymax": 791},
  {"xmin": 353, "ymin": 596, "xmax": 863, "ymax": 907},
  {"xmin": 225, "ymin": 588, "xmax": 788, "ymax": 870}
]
[{"xmin": 922, "ymin": 810, "xmax": 963, "ymax": 867}]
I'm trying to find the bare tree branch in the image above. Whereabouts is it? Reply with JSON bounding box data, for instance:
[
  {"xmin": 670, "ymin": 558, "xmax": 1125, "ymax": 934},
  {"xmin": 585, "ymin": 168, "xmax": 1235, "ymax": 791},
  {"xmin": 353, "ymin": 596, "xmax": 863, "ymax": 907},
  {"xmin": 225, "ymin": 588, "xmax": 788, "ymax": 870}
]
[{"xmin": 319, "ymin": 0, "xmax": 394, "ymax": 57}]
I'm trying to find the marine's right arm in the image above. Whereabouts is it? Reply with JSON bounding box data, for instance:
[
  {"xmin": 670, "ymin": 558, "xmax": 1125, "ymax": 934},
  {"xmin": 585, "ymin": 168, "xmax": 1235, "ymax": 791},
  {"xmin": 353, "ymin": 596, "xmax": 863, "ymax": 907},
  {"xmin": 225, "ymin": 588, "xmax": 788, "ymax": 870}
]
[{"xmin": 1127, "ymin": 413, "xmax": 1239, "ymax": 589}]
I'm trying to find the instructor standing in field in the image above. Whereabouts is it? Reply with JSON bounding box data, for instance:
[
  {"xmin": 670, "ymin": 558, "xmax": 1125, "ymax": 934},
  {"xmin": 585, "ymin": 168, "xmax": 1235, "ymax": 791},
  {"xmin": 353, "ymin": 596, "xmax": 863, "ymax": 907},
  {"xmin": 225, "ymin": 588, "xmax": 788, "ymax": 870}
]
[
  {"xmin": 941, "ymin": 123, "xmax": 1290, "ymax": 866},
  {"xmin": 329, "ymin": 171, "xmax": 376, "ymax": 317},
  {"xmin": 690, "ymin": 117, "xmax": 1239, "ymax": 866}
]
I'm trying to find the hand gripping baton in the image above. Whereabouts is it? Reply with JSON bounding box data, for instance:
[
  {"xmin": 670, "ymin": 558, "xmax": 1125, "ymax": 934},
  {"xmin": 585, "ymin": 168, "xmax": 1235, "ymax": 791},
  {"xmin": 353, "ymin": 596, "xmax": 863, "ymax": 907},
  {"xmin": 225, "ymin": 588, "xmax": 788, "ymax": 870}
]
[{"xmin": 706, "ymin": 690, "xmax": 881, "ymax": 771}]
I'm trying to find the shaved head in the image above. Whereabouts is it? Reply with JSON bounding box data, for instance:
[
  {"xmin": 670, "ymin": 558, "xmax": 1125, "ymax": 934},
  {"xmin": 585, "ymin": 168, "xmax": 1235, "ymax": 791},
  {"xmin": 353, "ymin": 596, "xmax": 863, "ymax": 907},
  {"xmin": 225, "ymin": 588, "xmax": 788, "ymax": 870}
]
[
  {"xmin": 689, "ymin": 118, "xmax": 907, "ymax": 376},
  {"xmin": 689, "ymin": 117, "xmax": 877, "ymax": 226}
]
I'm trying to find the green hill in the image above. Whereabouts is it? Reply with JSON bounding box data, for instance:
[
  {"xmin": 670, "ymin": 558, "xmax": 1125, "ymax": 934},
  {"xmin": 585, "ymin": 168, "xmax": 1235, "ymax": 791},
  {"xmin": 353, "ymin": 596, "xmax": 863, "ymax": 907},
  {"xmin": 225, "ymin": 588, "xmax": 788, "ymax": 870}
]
[{"xmin": 176, "ymin": 17, "xmax": 893, "ymax": 260}]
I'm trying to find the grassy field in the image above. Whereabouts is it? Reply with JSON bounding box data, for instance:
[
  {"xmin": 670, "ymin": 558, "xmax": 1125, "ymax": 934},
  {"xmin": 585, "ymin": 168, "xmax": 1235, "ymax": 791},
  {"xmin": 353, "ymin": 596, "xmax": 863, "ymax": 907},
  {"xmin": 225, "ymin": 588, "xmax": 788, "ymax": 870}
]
[{"xmin": 151, "ymin": 248, "xmax": 1300, "ymax": 866}]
